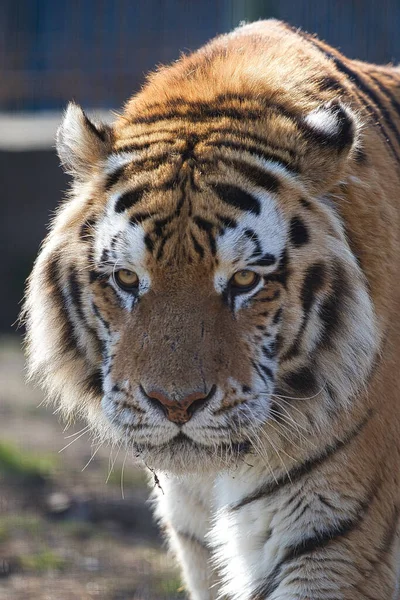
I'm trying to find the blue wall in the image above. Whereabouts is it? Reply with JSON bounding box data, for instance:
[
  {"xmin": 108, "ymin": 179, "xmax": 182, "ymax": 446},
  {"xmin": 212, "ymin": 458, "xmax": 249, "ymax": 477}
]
[{"xmin": 2, "ymin": 0, "xmax": 400, "ymax": 112}]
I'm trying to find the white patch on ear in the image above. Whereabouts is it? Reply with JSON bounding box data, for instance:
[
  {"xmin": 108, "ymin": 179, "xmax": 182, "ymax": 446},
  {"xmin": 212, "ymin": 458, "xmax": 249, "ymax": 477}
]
[
  {"xmin": 304, "ymin": 107, "xmax": 341, "ymax": 137},
  {"xmin": 56, "ymin": 102, "xmax": 111, "ymax": 177},
  {"xmin": 303, "ymin": 102, "xmax": 356, "ymax": 148}
]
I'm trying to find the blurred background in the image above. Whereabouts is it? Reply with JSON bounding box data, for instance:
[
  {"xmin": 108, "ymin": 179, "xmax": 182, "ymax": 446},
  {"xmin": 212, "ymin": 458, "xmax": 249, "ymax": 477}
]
[{"xmin": 1, "ymin": 1, "xmax": 400, "ymax": 598}]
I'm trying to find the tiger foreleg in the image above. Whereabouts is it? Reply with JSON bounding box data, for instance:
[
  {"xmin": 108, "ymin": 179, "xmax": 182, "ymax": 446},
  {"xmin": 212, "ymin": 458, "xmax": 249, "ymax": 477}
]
[{"xmin": 152, "ymin": 473, "xmax": 219, "ymax": 600}]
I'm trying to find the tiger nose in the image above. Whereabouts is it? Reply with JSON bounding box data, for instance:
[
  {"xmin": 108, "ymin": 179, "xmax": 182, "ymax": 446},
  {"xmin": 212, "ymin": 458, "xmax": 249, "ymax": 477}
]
[{"xmin": 143, "ymin": 385, "xmax": 216, "ymax": 424}]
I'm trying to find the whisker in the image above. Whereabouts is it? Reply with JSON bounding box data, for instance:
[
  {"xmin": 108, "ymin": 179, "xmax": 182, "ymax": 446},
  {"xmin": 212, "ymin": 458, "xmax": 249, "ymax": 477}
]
[
  {"xmin": 269, "ymin": 409, "xmax": 315, "ymax": 449},
  {"xmin": 236, "ymin": 409, "xmax": 278, "ymax": 484},
  {"xmin": 64, "ymin": 425, "xmax": 90, "ymax": 440},
  {"xmin": 270, "ymin": 395, "xmax": 313, "ymax": 418},
  {"xmin": 81, "ymin": 442, "xmax": 103, "ymax": 471},
  {"xmin": 59, "ymin": 428, "xmax": 90, "ymax": 453},
  {"xmin": 269, "ymin": 400, "xmax": 309, "ymax": 432},
  {"xmin": 270, "ymin": 383, "xmax": 326, "ymax": 402},
  {"xmin": 121, "ymin": 448, "xmax": 128, "ymax": 500},
  {"xmin": 106, "ymin": 442, "xmax": 122, "ymax": 484}
]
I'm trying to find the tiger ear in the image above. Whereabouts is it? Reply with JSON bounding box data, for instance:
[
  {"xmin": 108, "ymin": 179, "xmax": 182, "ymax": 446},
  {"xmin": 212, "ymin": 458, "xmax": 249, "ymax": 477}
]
[
  {"xmin": 299, "ymin": 102, "xmax": 359, "ymax": 194},
  {"xmin": 56, "ymin": 102, "xmax": 112, "ymax": 178}
]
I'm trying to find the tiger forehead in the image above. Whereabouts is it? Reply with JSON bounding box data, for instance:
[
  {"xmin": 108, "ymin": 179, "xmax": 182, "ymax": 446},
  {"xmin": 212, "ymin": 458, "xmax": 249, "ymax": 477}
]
[
  {"xmin": 106, "ymin": 137, "xmax": 285, "ymax": 195},
  {"xmin": 94, "ymin": 174, "xmax": 287, "ymax": 278}
]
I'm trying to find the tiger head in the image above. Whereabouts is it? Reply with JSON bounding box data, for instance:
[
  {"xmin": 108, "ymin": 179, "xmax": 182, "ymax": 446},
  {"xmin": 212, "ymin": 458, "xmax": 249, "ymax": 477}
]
[{"xmin": 24, "ymin": 26, "xmax": 378, "ymax": 473}]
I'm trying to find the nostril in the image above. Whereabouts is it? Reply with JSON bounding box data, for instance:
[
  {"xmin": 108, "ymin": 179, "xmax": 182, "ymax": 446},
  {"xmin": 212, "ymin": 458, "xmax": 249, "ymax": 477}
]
[
  {"xmin": 187, "ymin": 385, "xmax": 216, "ymax": 417},
  {"xmin": 140, "ymin": 386, "xmax": 169, "ymax": 417},
  {"xmin": 140, "ymin": 384, "xmax": 217, "ymax": 424},
  {"xmin": 147, "ymin": 395, "xmax": 169, "ymax": 418}
]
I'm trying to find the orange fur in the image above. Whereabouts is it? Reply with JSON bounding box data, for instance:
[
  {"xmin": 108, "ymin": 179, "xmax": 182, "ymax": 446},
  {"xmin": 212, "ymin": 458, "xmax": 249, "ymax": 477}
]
[{"xmin": 23, "ymin": 20, "xmax": 400, "ymax": 599}]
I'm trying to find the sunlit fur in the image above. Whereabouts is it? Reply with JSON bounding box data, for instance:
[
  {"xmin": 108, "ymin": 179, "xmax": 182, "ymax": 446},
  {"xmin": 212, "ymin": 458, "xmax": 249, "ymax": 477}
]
[{"xmin": 23, "ymin": 20, "xmax": 400, "ymax": 600}]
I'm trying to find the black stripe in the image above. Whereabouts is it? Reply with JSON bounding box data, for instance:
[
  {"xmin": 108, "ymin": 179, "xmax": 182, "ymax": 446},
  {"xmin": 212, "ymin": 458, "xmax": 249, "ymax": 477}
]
[
  {"xmin": 155, "ymin": 231, "xmax": 172, "ymax": 260},
  {"xmin": 128, "ymin": 153, "xmax": 172, "ymax": 173},
  {"xmin": 190, "ymin": 232, "xmax": 205, "ymax": 258},
  {"xmin": 281, "ymin": 262, "xmax": 326, "ymax": 362},
  {"xmin": 92, "ymin": 302, "xmax": 111, "ymax": 334},
  {"xmin": 83, "ymin": 112, "xmax": 107, "ymax": 142},
  {"xmin": 232, "ymin": 410, "xmax": 372, "ymax": 510},
  {"xmin": 231, "ymin": 158, "xmax": 281, "ymax": 193},
  {"xmin": 212, "ymin": 183, "xmax": 261, "ymax": 214},
  {"xmin": 353, "ymin": 146, "xmax": 368, "ymax": 164},
  {"xmin": 272, "ymin": 307, "xmax": 283, "ymax": 325},
  {"xmin": 259, "ymin": 363, "xmax": 274, "ymax": 380},
  {"xmin": 253, "ymin": 492, "xmax": 375, "ymax": 599},
  {"xmin": 115, "ymin": 189, "xmax": 146, "ymax": 213},
  {"xmin": 132, "ymin": 93, "xmax": 303, "ymax": 128},
  {"xmin": 249, "ymin": 252, "xmax": 276, "ymax": 267},
  {"xmin": 174, "ymin": 189, "xmax": 185, "ymax": 216},
  {"xmin": 83, "ymin": 369, "xmax": 103, "ymax": 396},
  {"xmin": 243, "ymin": 228, "xmax": 262, "ymax": 256},
  {"xmin": 204, "ymin": 128, "xmax": 297, "ymax": 158},
  {"xmin": 289, "ymin": 216, "xmax": 309, "ymax": 247},
  {"xmin": 105, "ymin": 166, "xmax": 126, "ymax": 190},
  {"xmin": 134, "ymin": 93, "xmax": 261, "ymax": 115},
  {"xmin": 144, "ymin": 234, "xmax": 154, "ymax": 254},
  {"xmin": 153, "ymin": 215, "xmax": 174, "ymax": 237},
  {"xmin": 262, "ymin": 343, "xmax": 277, "ymax": 360},
  {"xmin": 204, "ymin": 140, "xmax": 298, "ymax": 173},
  {"xmin": 252, "ymin": 361, "xmax": 272, "ymax": 385},
  {"xmin": 301, "ymin": 263, "xmax": 326, "ymax": 315},
  {"xmin": 318, "ymin": 262, "xmax": 349, "ymax": 348},
  {"xmin": 193, "ymin": 216, "xmax": 214, "ymax": 232},
  {"xmin": 281, "ymin": 365, "xmax": 319, "ymax": 397},
  {"xmin": 193, "ymin": 216, "xmax": 216, "ymax": 255},
  {"xmin": 210, "ymin": 156, "xmax": 281, "ymax": 194},
  {"xmin": 129, "ymin": 212, "xmax": 155, "ymax": 225},
  {"xmin": 268, "ymin": 248, "xmax": 290, "ymax": 289},
  {"xmin": 299, "ymin": 197, "xmax": 312, "ymax": 209},
  {"xmin": 44, "ymin": 255, "xmax": 79, "ymax": 355},
  {"xmin": 367, "ymin": 73, "xmax": 400, "ymax": 149},
  {"xmin": 100, "ymin": 248, "xmax": 110, "ymax": 265},
  {"xmin": 69, "ymin": 268, "xmax": 89, "ymax": 326},
  {"xmin": 318, "ymin": 74, "xmax": 347, "ymax": 94},
  {"xmin": 215, "ymin": 213, "xmax": 238, "ymax": 229},
  {"xmin": 130, "ymin": 105, "xmax": 262, "ymax": 125},
  {"xmin": 117, "ymin": 126, "xmax": 297, "ymax": 160},
  {"xmin": 115, "ymin": 135, "xmax": 177, "ymax": 153},
  {"xmin": 79, "ymin": 216, "xmax": 96, "ymax": 242},
  {"xmin": 378, "ymin": 505, "xmax": 400, "ymax": 555}
]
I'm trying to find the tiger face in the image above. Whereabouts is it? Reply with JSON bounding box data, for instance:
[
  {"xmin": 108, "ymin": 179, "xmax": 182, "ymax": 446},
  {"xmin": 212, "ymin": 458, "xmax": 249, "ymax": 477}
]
[{"xmin": 24, "ymin": 95, "xmax": 377, "ymax": 473}]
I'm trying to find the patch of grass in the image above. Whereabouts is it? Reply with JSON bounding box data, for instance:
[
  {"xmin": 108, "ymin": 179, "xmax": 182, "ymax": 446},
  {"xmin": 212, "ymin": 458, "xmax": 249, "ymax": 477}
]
[
  {"xmin": 0, "ymin": 440, "xmax": 57, "ymax": 480},
  {"xmin": 0, "ymin": 522, "xmax": 10, "ymax": 543},
  {"xmin": 156, "ymin": 573, "xmax": 184, "ymax": 595},
  {"xmin": 0, "ymin": 515, "xmax": 43, "ymax": 536},
  {"xmin": 19, "ymin": 549, "xmax": 66, "ymax": 573},
  {"xmin": 59, "ymin": 520, "xmax": 97, "ymax": 540}
]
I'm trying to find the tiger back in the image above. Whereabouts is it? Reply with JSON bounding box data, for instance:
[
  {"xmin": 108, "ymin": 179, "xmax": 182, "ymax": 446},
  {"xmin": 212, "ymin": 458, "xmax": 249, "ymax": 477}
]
[{"xmin": 24, "ymin": 20, "xmax": 400, "ymax": 600}]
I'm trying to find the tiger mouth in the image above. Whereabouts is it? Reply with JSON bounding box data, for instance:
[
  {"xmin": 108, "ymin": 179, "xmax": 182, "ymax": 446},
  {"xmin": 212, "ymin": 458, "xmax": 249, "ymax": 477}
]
[{"xmin": 133, "ymin": 431, "xmax": 251, "ymax": 455}]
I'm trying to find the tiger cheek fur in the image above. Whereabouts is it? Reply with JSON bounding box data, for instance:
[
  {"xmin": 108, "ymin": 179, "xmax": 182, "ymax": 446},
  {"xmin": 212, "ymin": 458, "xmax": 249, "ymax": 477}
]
[{"xmin": 23, "ymin": 19, "xmax": 400, "ymax": 600}]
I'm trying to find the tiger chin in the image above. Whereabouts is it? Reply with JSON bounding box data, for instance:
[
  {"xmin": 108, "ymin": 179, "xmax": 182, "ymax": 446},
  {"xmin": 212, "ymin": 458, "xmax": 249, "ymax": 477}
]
[{"xmin": 23, "ymin": 19, "xmax": 400, "ymax": 600}]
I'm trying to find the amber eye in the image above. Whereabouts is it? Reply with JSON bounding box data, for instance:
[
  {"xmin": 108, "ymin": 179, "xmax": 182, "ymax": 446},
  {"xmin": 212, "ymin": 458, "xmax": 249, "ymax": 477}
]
[
  {"xmin": 114, "ymin": 269, "xmax": 139, "ymax": 291},
  {"xmin": 230, "ymin": 270, "xmax": 260, "ymax": 292}
]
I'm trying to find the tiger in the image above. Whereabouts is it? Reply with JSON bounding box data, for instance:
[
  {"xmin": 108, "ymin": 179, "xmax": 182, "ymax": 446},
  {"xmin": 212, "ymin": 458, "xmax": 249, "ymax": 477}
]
[{"xmin": 23, "ymin": 18, "xmax": 400, "ymax": 600}]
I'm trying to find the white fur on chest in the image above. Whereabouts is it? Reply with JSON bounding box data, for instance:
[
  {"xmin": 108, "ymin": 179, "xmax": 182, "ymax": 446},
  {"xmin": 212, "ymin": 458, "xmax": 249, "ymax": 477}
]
[{"xmin": 210, "ymin": 468, "xmax": 284, "ymax": 600}]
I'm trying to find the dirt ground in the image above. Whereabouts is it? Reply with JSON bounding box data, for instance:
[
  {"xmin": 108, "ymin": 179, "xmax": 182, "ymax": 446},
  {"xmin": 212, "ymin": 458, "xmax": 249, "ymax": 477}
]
[{"xmin": 0, "ymin": 336, "xmax": 182, "ymax": 600}]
